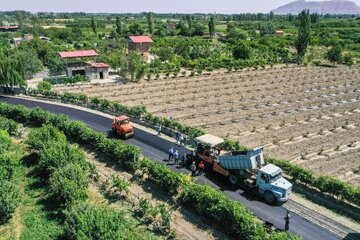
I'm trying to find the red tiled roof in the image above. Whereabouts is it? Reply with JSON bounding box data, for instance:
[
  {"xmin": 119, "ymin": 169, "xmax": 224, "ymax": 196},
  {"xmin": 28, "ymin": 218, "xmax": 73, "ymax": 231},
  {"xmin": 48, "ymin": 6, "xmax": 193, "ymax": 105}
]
[
  {"xmin": 87, "ymin": 61, "xmax": 110, "ymax": 68},
  {"xmin": 129, "ymin": 36, "xmax": 153, "ymax": 43},
  {"xmin": 58, "ymin": 50, "xmax": 98, "ymax": 58}
]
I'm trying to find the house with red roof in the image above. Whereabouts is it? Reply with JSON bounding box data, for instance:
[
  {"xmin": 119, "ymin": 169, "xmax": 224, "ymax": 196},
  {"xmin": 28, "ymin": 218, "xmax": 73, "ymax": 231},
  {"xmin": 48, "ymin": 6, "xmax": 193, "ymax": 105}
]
[
  {"xmin": 58, "ymin": 50, "xmax": 110, "ymax": 80},
  {"xmin": 128, "ymin": 36, "xmax": 153, "ymax": 53}
]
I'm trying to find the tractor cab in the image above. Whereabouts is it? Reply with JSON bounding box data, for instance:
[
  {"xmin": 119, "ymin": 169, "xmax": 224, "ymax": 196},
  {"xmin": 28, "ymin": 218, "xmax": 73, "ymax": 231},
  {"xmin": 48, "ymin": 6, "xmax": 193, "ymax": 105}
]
[{"xmin": 112, "ymin": 115, "xmax": 134, "ymax": 139}]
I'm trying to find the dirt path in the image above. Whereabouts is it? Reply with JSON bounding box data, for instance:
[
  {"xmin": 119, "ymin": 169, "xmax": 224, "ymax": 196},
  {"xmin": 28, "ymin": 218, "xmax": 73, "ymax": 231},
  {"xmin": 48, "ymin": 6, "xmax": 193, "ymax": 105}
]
[{"xmin": 84, "ymin": 150, "xmax": 229, "ymax": 240}]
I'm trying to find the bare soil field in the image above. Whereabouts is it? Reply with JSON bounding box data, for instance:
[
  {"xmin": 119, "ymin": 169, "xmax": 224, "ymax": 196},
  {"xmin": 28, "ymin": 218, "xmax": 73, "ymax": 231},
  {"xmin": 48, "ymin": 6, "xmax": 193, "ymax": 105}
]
[{"xmin": 55, "ymin": 65, "xmax": 360, "ymax": 185}]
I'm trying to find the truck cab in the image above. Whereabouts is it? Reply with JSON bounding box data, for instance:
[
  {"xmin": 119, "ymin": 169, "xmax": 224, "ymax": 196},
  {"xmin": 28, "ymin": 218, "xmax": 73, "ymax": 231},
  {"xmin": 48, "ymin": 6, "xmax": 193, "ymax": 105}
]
[
  {"xmin": 256, "ymin": 164, "xmax": 292, "ymax": 203},
  {"xmin": 112, "ymin": 115, "xmax": 134, "ymax": 139}
]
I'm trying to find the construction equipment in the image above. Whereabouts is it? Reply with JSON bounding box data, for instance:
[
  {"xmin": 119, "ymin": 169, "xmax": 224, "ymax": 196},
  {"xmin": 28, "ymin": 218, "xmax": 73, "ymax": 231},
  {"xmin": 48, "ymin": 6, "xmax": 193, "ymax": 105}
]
[
  {"xmin": 186, "ymin": 134, "xmax": 292, "ymax": 204},
  {"xmin": 112, "ymin": 115, "xmax": 134, "ymax": 139}
]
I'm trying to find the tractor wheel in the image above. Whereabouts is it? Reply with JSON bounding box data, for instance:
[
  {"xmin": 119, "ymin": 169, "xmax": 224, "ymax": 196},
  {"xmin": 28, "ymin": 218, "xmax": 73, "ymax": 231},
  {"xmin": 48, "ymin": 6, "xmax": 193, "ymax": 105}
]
[
  {"xmin": 228, "ymin": 173, "xmax": 239, "ymax": 185},
  {"xmin": 264, "ymin": 191, "xmax": 276, "ymax": 204},
  {"xmin": 112, "ymin": 127, "xmax": 116, "ymax": 132}
]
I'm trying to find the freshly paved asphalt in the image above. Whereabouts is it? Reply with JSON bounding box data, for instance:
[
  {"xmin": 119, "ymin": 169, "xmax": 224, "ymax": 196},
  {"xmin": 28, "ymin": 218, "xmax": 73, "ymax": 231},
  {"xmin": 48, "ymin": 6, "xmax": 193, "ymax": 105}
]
[{"xmin": 1, "ymin": 96, "xmax": 352, "ymax": 240}]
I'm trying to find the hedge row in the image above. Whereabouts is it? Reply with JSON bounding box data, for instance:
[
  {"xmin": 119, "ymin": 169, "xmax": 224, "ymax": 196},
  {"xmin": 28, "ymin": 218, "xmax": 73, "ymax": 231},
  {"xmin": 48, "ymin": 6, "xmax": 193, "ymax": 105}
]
[
  {"xmin": 267, "ymin": 157, "xmax": 360, "ymax": 206},
  {"xmin": 0, "ymin": 102, "xmax": 300, "ymax": 239},
  {"xmin": 26, "ymin": 125, "xmax": 90, "ymax": 208},
  {"xmin": 0, "ymin": 128, "xmax": 21, "ymax": 224},
  {"xmin": 45, "ymin": 74, "xmax": 89, "ymax": 85},
  {"xmin": 179, "ymin": 184, "xmax": 300, "ymax": 240},
  {"xmin": 26, "ymin": 89, "xmax": 205, "ymax": 138}
]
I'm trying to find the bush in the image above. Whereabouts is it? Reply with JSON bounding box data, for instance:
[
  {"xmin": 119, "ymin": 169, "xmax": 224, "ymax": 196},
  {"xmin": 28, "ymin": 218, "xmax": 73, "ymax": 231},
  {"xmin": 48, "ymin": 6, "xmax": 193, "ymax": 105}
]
[
  {"xmin": 49, "ymin": 164, "xmax": 89, "ymax": 207},
  {"xmin": 0, "ymin": 181, "xmax": 21, "ymax": 224},
  {"xmin": 26, "ymin": 124, "xmax": 67, "ymax": 150},
  {"xmin": 137, "ymin": 158, "xmax": 182, "ymax": 195},
  {"xmin": 0, "ymin": 154, "xmax": 20, "ymax": 182},
  {"xmin": 0, "ymin": 116, "xmax": 18, "ymax": 134},
  {"xmin": 0, "ymin": 130, "xmax": 12, "ymax": 154},
  {"xmin": 37, "ymin": 81, "xmax": 53, "ymax": 91},
  {"xmin": 38, "ymin": 141, "xmax": 86, "ymax": 178},
  {"xmin": 64, "ymin": 204, "xmax": 145, "ymax": 240},
  {"xmin": 223, "ymin": 138, "xmax": 248, "ymax": 151}
]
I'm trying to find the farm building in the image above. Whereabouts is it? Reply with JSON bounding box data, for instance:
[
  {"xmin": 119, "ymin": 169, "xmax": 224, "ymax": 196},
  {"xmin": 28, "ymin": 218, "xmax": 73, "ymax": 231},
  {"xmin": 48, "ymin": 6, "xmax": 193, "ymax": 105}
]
[
  {"xmin": 128, "ymin": 36, "xmax": 153, "ymax": 53},
  {"xmin": 58, "ymin": 50, "xmax": 110, "ymax": 80}
]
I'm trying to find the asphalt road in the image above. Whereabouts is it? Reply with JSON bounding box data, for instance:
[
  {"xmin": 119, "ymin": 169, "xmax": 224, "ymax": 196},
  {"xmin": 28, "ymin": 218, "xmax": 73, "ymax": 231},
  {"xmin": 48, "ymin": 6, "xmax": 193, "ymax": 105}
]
[{"xmin": 0, "ymin": 96, "xmax": 353, "ymax": 240}]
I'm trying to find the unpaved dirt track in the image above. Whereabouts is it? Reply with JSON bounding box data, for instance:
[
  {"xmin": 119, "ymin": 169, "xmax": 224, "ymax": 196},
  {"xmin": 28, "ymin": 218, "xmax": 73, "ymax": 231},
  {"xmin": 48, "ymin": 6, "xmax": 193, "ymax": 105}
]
[{"xmin": 1, "ymin": 96, "xmax": 359, "ymax": 240}]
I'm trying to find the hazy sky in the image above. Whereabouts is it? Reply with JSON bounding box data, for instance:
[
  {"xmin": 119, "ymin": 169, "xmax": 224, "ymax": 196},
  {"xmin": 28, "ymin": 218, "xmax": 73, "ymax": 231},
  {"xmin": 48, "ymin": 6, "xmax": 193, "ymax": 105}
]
[{"xmin": 2, "ymin": 0, "xmax": 360, "ymax": 14}]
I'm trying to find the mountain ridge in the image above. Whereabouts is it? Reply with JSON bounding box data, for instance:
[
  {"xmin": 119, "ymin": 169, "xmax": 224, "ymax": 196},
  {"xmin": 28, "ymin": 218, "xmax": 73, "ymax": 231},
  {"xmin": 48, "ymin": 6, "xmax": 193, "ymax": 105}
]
[{"xmin": 272, "ymin": 0, "xmax": 360, "ymax": 15}]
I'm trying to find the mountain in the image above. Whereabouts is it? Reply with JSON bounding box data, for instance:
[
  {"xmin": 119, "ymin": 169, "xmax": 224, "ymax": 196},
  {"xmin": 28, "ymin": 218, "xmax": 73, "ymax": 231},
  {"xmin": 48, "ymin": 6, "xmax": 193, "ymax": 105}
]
[{"xmin": 272, "ymin": 0, "xmax": 360, "ymax": 15}]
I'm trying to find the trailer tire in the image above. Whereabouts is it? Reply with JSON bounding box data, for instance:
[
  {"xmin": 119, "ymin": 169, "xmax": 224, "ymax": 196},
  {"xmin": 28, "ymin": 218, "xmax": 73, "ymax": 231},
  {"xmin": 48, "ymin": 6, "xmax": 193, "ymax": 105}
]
[
  {"xmin": 264, "ymin": 191, "xmax": 276, "ymax": 204},
  {"xmin": 228, "ymin": 173, "xmax": 239, "ymax": 185}
]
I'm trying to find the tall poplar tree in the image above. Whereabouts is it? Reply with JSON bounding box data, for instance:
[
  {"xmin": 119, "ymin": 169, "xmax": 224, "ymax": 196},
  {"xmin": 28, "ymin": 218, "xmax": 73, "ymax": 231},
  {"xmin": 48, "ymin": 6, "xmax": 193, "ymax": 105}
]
[
  {"xmin": 208, "ymin": 15, "xmax": 215, "ymax": 37},
  {"xmin": 116, "ymin": 16, "xmax": 123, "ymax": 36},
  {"xmin": 296, "ymin": 10, "xmax": 311, "ymax": 63},
  {"xmin": 186, "ymin": 15, "xmax": 193, "ymax": 36},
  {"xmin": 147, "ymin": 12, "xmax": 154, "ymax": 35},
  {"xmin": 91, "ymin": 16, "xmax": 97, "ymax": 36}
]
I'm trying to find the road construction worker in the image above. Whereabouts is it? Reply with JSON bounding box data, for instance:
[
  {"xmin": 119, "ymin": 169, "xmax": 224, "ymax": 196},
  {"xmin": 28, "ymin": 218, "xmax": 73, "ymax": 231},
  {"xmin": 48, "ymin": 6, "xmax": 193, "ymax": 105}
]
[
  {"xmin": 198, "ymin": 161, "xmax": 205, "ymax": 175},
  {"xmin": 168, "ymin": 147, "xmax": 174, "ymax": 162},
  {"xmin": 174, "ymin": 150, "xmax": 179, "ymax": 164},
  {"xmin": 284, "ymin": 210, "xmax": 290, "ymax": 231},
  {"xmin": 157, "ymin": 124, "xmax": 162, "ymax": 136},
  {"xmin": 190, "ymin": 161, "xmax": 197, "ymax": 177}
]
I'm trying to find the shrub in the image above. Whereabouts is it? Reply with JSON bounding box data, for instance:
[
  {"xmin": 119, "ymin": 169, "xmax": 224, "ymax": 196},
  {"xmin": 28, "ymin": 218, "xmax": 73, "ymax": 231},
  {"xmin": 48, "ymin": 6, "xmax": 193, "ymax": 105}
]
[
  {"xmin": 45, "ymin": 74, "xmax": 89, "ymax": 85},
  {"xmin": 38, "ymin": 141, "xmax": 86, "ymax": 178},
  {"xmin": 26, "ymin": 124, "xmax": 67, "ymax": 150},
  {"xmin": 0, "ymin": 154, "xmax": 20, "ymax": 182},
  {"xmin": 0, "ymin": 116, "xmax": 18, "ymax": 134},
  {"xmin": 0, "ymin": 181, "xmax": 21, "ymax": 224},
  {"xmin": 111, "ymin": 174, "xmax": 131, "ymax": 197},
  {"xmin": 64, "ymin": 204, "xmax": 144, "ymax": 240},
  {"xmin": 0, "ymin": 130, "xmax": 12, "ymax": 154},
  {"xmin": 49, "ymin": 164, "xmax": 89, "ymax": 207},
  {"xmin": 37, "ymin": 81, "xmax": 53, "ymax": 91},
  {"xmin": 137, "ymin": 158, "xmax": 181, "ymax": 195}
]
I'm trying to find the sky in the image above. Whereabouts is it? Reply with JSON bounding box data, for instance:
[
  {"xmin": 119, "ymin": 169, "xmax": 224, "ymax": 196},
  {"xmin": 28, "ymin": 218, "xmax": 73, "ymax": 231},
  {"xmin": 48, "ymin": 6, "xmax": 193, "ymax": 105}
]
[{"xmin": 2, "ymin": 0, "xmax": 360, "ymax": 14}]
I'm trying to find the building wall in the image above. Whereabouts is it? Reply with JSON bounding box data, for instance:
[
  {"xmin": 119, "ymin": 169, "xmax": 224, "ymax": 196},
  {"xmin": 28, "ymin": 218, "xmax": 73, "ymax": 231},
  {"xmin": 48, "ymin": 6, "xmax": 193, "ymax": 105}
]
[
  {"xmin": 128, "ymin": 42, "xmax": 151, "ymax": 53},
  {"xmin": 66, "ymin": 66, "xmax": 109, "ymax": 80}
]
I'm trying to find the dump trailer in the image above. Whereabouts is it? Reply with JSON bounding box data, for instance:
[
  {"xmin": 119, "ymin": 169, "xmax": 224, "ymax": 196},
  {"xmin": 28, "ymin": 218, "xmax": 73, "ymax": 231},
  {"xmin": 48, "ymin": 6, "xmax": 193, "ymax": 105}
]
[
  {"xmin": 187, "ymin": 134, "xmax": 292, "ymax": 203},
  {"xmin": 112, "ymin": 115, "xmax": 134, "ymax": 139}
]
